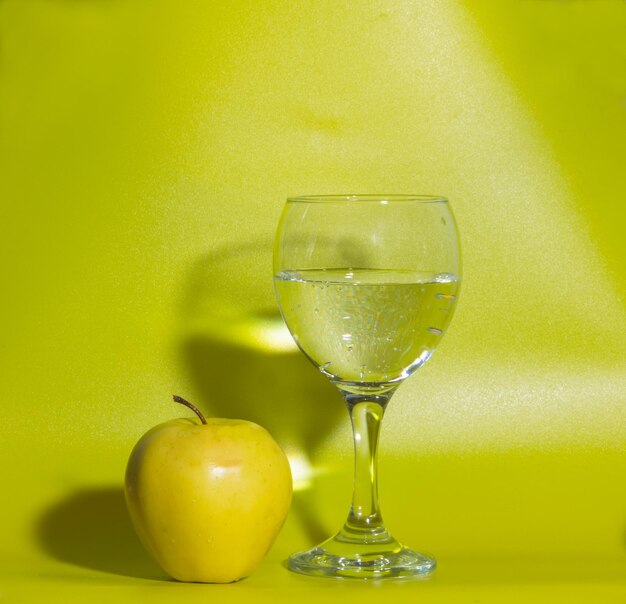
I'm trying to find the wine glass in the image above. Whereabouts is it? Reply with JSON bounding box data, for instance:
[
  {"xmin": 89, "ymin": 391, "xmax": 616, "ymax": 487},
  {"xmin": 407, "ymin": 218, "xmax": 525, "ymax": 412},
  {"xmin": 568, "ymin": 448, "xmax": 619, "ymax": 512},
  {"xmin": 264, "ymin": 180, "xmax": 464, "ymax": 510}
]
[{"xmin": 273, "ymin": 194, "xmax": 461, "ymax": 579}]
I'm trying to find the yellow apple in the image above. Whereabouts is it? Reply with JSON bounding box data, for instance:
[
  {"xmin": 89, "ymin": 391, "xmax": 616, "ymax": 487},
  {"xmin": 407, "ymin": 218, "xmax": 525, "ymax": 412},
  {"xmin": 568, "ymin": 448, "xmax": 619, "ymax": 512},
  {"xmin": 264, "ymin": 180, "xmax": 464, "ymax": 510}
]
[{"xmin": 125, "ymin": 396, "xmax": 292, "ymax": 583}]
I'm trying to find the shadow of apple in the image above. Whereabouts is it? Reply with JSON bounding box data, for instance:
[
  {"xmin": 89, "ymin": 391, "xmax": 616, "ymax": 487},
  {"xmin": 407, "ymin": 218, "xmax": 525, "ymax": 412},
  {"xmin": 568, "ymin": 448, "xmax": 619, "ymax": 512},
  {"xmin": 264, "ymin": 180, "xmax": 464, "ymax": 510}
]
[{"xmin": 36, "ymin": 486, "xmax": 167, "ymax": 580}]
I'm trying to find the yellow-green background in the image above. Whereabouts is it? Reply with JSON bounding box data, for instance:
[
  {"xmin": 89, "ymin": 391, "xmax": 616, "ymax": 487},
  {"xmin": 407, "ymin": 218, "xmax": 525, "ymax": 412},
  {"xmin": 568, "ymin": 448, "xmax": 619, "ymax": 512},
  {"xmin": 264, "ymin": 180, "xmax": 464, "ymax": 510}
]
[{"xmin": 1, "ymin": 1, "xmax": 624, "ymax": 602}]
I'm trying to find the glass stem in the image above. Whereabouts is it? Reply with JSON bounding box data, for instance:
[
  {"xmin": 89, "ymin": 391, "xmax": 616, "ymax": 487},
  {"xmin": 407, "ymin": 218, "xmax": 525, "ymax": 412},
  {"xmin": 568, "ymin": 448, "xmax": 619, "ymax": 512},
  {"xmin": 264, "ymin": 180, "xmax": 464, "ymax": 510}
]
[{"xmin": 339, "ymin": 393, "xmax": 392, "ymax": 543}]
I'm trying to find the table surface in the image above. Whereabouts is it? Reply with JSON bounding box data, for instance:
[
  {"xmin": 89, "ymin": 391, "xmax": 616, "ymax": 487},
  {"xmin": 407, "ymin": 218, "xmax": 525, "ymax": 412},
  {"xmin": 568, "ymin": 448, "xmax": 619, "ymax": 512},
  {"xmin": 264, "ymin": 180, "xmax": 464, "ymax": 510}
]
[{"xmin": 3, "ymin": 453, "xmax": 625, "ymax": 604}]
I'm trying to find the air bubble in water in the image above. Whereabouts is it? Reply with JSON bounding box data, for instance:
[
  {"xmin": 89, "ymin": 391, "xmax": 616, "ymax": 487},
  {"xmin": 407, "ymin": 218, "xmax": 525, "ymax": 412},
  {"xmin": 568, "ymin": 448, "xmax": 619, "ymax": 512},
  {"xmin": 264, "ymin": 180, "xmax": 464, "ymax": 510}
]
[{"xmin": 433, "ymin": 273, "xmax": 457, "ymax": 283}]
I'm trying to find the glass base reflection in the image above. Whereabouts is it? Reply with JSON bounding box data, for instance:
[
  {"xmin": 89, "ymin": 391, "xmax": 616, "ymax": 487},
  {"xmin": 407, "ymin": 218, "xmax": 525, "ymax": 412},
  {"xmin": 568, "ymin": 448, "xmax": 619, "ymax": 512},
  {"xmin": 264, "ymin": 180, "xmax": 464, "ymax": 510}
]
[{"xmin": 288, "ymin": 533, "xmax": 436, "ymax": 580}]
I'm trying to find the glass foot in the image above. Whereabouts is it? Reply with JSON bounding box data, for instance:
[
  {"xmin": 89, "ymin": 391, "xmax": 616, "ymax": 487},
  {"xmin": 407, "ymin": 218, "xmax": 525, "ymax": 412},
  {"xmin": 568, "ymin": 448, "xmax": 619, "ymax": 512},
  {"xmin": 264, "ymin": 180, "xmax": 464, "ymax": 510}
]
[{"xmin": 288, "ymin": 534, "xmax": 436, "ymax": 580}]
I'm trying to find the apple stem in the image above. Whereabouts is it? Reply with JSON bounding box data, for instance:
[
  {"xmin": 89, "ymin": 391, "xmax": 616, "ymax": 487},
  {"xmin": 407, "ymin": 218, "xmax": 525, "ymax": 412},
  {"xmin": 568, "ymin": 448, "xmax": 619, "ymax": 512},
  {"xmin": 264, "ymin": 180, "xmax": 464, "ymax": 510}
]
[{"xmin": 173, "ymin": 395, "xmax": 208, "ymax": 425}]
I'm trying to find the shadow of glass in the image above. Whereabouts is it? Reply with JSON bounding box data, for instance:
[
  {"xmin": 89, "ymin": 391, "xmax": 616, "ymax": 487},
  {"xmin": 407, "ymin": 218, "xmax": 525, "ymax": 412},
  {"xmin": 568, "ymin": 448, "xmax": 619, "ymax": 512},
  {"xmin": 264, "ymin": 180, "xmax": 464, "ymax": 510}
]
[
  {"xmin": 183, "ymin": 333, "xmax": 343, "ymax": 460},
  {"xmin": 36, "ymin": 486, "xmax": 167, "ymax": 580},
  {"xmin": 181, "ymin": 241, "xmax": 345, "ymax": 460},
  {"xmin": 180, "ymin": 241, "xmax": 346, "ymax": 544}
]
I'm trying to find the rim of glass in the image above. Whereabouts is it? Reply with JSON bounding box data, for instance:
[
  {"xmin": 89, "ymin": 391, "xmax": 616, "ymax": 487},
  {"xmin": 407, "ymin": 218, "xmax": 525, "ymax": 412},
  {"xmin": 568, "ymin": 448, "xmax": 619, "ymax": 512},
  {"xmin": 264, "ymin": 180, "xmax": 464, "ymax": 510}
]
[{"xmin": 287, "ymin": 194, "xmax": 448, "ymax": 203}]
